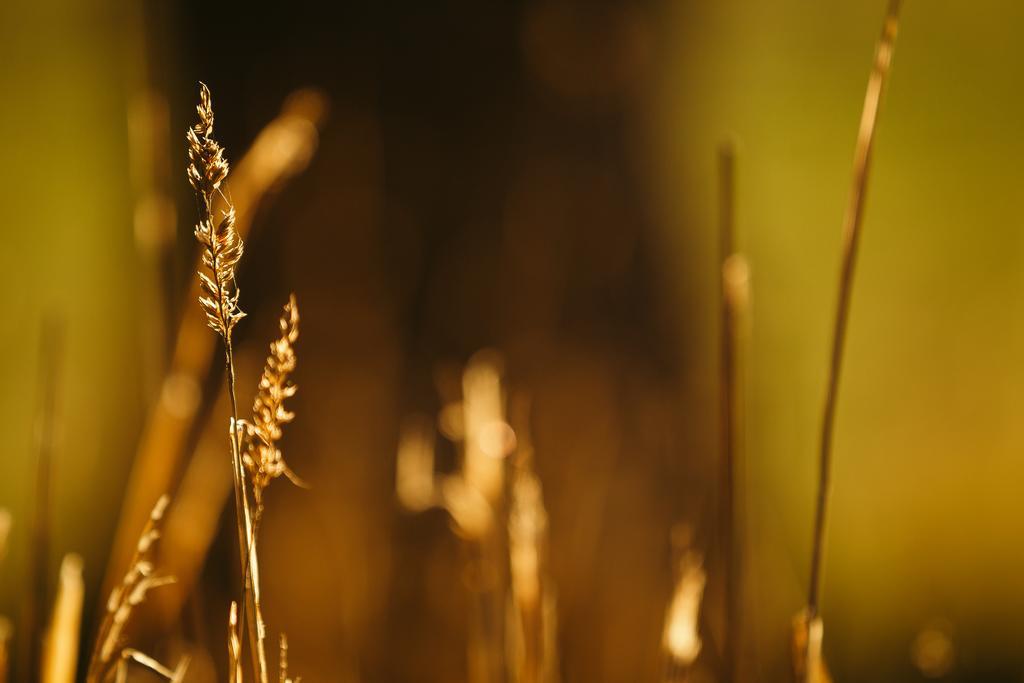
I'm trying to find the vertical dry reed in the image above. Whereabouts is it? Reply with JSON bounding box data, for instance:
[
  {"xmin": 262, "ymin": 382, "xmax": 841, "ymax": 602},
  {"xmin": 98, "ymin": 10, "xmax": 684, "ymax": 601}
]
[
  {"xmin": 801, "ymin": 1, "xmax": 902, "ymax": 681},
  {"xmin": 506, "ymin": 396, "xmax": 558, "ymax": 683},
  {"xmin": 190, "ymin": 83, "xmax": 306, "ymax": 683},
  {"xmin": 0, "ymin": 511, "xmax": 8, "ymax": 683},
  {"xmin": 24, "ymin": 317, "xmax": 64, "ymax": 683},
  {"xmin": 717, "ymin": 139, "xmax": 751, "ymax": 683},
  {"xmin": 105, "ymin": 89, "xmax": 327, "ymax": 615},
  {"xmin": 41, "ymin": 554, "xmax": 84, "ymax": 683},
  {"xmin": 397, "ymin": 353, "xmax": 562, "ymax": 683},
  {"xmin": 0, "ymin": 617, "xmax": 9, "ymax": 683},
  {"xmin": 661, "ymin": 526, "xmax": 706, "ymax": 683},
  {"xmin": 188, "ymin": 81, "xmax": 267, "ymax": 682},
  {"xmin": 228, "ymin": 602, "xmax": 242, "ymax": 683}
]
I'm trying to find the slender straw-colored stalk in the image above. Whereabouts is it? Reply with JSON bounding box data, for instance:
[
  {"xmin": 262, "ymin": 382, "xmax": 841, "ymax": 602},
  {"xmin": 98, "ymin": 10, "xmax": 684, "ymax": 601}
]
[
  {"xmin": 803, "ymin": 1, "xmax": 902, "ymax": 678},
  {"xmin": 716, "ymin": 140, "xmax": 747, "ymax": 683},
  {"xmin": 792, "ymin": 611, "xmax": 830, "ymax": 683},
  {"xmin": 235, "ymin": 294, "xmax": 303, "ymax": 678},
  {"xmin": 23, "ymin": 317, "xmax": 63, "ymax": 683},
  {"xmin": 278, "ymin": 634, "xmax": 292, "ymax": 683},
  {"xmin": 105, "ymin": 89, "xmax": 327, "ymax": 616},
  {"xmin": 121, "ymin": 649, "xmax": 190, "ymax": 681},
  {"xmin": 41, "ymin": 554, "xmax": 84, "ymax": 683},
  {"xmin": 398, "ymin": 352, "xmax": 512, "ymax": 683},
  {"xmin": 0, "ymin": 513, "xmax": 8, "ymax": 683},
  {"xmin": 461, "ymin": 354, "xmax": 510, "ymax": 683},
  {"xmin": 0, "ymin": 509, "xmax": 10, "ymax": 565},
  {"xmin": 0, "ymin": 616, "xmax": 11, "ymax": 683},
  {"xmin": 188, "ymin": 82, "xmax": 268, "ymax": 683},
  {"xmin": 228, "ymin": 602, "xmax": 243, "ymax": 683},
  {"xmin": 507, "ymin": 395, "xmax": 558, "ymax": 683},
  {"xmin": 662, "ymin": 543, "xmax": 706, "ymax": 682}
]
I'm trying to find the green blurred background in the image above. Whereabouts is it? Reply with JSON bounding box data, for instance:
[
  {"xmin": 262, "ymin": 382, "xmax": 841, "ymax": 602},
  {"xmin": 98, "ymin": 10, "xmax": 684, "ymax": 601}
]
[{"xmin": 3, "ymin": 0, "xmax": 1024, "ymax": 681}]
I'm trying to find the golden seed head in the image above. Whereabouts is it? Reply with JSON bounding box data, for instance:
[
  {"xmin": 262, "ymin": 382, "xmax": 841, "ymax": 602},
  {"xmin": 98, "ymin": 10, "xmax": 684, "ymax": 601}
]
[
  {"xmin": 186, "ymin": 83, "xmax": 229, "ymax": 195},
  {"xmin": 243, "ymin": 294, "xmax": 305, "ymax": 504},
  {"xmin": 91, "ymin": 497, "xmax": 176, "ymax": 678},
  {"xmin": 189, "ymin": 83, "xmax": 246, "ymax": 340}
]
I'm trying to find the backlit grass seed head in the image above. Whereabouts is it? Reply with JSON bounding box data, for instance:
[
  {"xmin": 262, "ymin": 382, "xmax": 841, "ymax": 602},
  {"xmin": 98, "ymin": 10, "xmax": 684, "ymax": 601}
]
[
  {"xmin": 189, "ymin": 83, "xmax": 245, "ymax": 338},
  {"xmin": 186, "ymin": 83, "xmax": 228, "ymax": 196},
  {"xmin": 89, "ymin": 496, "xmax": 176, "ymax": 682},
  {"xmin": 242, "ymin": 294, "xmax": 304, "ymax": 505},
  {"xmin": 196, "ymin": 206, "xmax": 245, "ymax": 336}
]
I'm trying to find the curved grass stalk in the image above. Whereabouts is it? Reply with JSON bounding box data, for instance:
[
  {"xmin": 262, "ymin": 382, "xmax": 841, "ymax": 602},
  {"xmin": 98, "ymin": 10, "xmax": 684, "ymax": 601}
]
[{"xmin": 802, "ymin": 2, "xmax": 903, "ymax": 680}]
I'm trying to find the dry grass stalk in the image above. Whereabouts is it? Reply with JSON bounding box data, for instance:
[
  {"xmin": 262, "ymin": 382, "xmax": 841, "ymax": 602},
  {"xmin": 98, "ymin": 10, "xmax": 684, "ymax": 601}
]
[
  {"xmin": 0, "ymin": 616, "xmax": 11, "ymax": 683},
  {"xmin": 105, "ymin": 88, "xmax": 327, "ymax": 616},
  {"xmin": 396, "ymin": 355, "xmax": 511, "ymax": 541},
  {"xmin": 461, "ymin": 355, "xmax": 514, "ymax": 506},
  {"xmin": 116, "ymin": 651, "xmax": 190, "ymax": 679},
  {"xmin": 191, "ymin": 84, "xmax": 309, "ymax": 683},
  {"xmin": 0, "ymin": 510, "xmax": 10, "ymax": 564},
  {"xmin": 395, "ymin": 416, "xmax": 439, "ymax": 513},
  {"xmin": 0, "ymin": 503, "xmax": 10, "ymax": 683},
  {"xmin": 188, "ymin": 81, "xmax": 267, "ymax": 683},
  {"xmin": 662, "ymin": 542, "xmax": 706, "ymax": 682},
  {"xmin": 506, "ymin": 397, "xmax": 558, "ymax": 683},
  {"xmin": 87, "ymin": 495, "xmax": 183, "ymax": 683},
  {"xmin": 0, "ymin": 509, "xmax": 9, "ymax": 683},
  {"xmin": 242, "ymin": 294, "xmax": 305, "ymax": 510},
  {"xmin": 803, "ymin": 2, "xmax": 902, "ymax": 677},
  {"xmin": 717, "ymin": 139, "xmax": 749, "ymax": 683},
  {"xmin": 791, "ymin": 611, "xmax": 831, "ymax": 683},
  {"xmin": 237, "ymin": 295, "xmax": 305, "ymax": 680},
  {"xmin": 24, "ymin": 317, "xmax": 64, "ymax": 683},
  {"xmin": 228, "ymin": 602, "xmax": 243, "ymax": 683},
  {"xmin": 41, "ymin": 554, "xmax": 84, "ymax": 683},
  {"xmin": 278, "ymin": 633, "xmax": 301, "ymax": 683},
  {"xmin": 509, "ymin": 460, "xmax": 544, "ymax": 618},
  {"xmin": 456, "ymin": 355, "xmax": 511, "ymax": 683},
  {"xmin": 397, "ymin": 354, "xmax": 562, "ymax": 683},
  {"xmin": 120, "ymin": 649, "xmax": 190, "ymax": 682}
]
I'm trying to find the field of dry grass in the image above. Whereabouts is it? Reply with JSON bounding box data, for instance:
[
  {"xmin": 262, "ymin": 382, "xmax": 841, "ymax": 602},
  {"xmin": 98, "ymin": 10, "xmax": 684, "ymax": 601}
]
[{"xmin": 6, "ymin": 0, "xmax": 1024, "ymax": 681}]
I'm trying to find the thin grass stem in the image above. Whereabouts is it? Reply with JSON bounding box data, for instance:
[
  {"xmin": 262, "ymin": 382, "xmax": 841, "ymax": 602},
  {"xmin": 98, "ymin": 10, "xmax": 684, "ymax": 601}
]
[{"xmin": 805, "ymin": 0, "xmax": 903, "ymax": 652}]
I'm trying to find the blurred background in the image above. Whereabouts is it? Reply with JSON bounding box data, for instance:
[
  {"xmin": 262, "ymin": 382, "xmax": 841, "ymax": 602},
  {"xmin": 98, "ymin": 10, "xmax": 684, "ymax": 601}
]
[{"xmin": 3, "ymin": 0, "xmax": 1024, "ymax": 681}]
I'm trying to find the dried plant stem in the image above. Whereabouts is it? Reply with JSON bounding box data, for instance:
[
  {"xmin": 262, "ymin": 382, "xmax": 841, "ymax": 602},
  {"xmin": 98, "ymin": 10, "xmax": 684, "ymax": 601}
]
[
  {"xmin": 716, "ymin": 140, "xmax": 743, "ymax": 683},
  {"xmin": 235, "ymin": 294, "xmax": 303, "ymax": 679},
  {"xmin": 105, "ymin": 89, "xmax": 328, "ymax": 620},
  {"xmin": 0, "ymin": 617, "xmax": 10, "ymax": 683},
  {"xmin": 805, "ymin": 0, "xmax": 902, "ymax": 653},
  {"xmin": 507, "ymin": 396, "xmax": 556, "ymax": 683},
  {"xmin": 237, "ymin": 504, "xmax": 267, "ymax": 681},
  {"xmin": 466, "ymin": 535, "xmax": 506, "ymax": 683},
  {"xmin": 188, "ymin": 82, "xmax": 269, "ymax": 683},
  {"xmin": 121, "ymin": 649, "xmax": 189, "ymax": 681},
  {"xmin": 41, "ymin": 554, "xmax": 84, "ymax": 683},
  {"xmin": 278, "ymin": 634, "xmax": 287, "ymax": 683},
  {"xmin": 24, "ymin": 317, "xmax": 64, "ymax": 683},
  {"xmin": 661, "ymin": 543, "xmax": 706, "ymax": 683},
  {"xmin": 226, "ymin": 342, "xmax": 270, "ymax": 683},
  {"xmin": 228, "ymin": 602, "xmax": 242, "ymax": 683}
]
